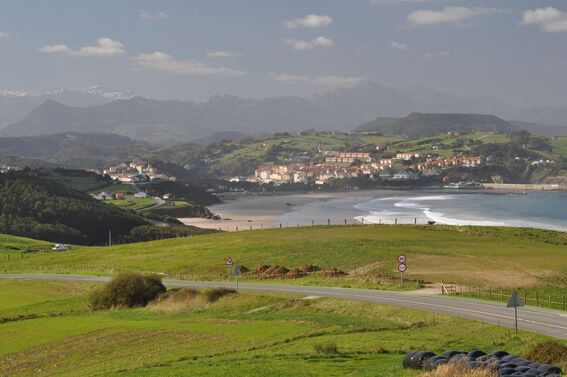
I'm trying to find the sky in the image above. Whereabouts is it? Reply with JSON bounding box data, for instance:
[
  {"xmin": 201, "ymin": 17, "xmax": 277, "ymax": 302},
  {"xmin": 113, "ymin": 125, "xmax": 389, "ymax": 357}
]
[{"xmin": 0, "ymin": 0, "xmax": 566, "ymax": 106}]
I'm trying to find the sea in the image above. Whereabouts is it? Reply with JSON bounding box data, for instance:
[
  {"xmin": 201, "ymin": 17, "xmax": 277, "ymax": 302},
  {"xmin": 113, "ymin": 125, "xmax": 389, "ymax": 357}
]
[{"xmin": 274, "ymin": 190, "xmax": 567, "ymax": 232}]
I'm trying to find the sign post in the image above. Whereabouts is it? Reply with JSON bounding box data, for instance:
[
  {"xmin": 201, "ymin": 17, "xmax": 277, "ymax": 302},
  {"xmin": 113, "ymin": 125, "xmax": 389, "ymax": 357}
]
[
  {"xmin": 507, "ymin": 291, "xmax": 524, "ymax": 333},
  {"xmin": 397, "ymin": 254, "xmax": 407, "ymax": 286},
  {"xmin": 225, "ymin": 257, "xmax": 233, "ymax": 277},
  {"xmin": 233, "ymin": 266, "xmax": 242, "ymax": 292}
]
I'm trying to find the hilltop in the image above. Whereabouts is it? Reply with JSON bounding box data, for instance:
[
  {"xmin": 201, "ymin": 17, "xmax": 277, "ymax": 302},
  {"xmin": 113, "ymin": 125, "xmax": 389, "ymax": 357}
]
[{"xmin": 356, "ymin": 113, "xmax": 519, "ymax": 138}]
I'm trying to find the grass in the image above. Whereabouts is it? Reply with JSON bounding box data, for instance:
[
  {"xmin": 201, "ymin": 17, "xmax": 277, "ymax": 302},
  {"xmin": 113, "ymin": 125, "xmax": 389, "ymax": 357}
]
[
  {"xmin": 0, "ymin": 225, "xmax": 567, "ymax": 288},
  {"xmin": 1, "ymin": 225, "xmax": 567, "ymax": 295},
  {"xmin": 0, "ymin": 278, "xmax": 564, "ymax": 377},
  {"xmin": 106, "ymin": 198, "xmax": 157, "ymax": 211}
]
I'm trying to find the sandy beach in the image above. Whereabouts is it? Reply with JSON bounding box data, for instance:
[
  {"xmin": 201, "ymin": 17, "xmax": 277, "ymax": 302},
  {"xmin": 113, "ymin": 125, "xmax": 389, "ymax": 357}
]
[{"xmin": 179, "ymin": 192, "xmax": 373, "ymax": 231}]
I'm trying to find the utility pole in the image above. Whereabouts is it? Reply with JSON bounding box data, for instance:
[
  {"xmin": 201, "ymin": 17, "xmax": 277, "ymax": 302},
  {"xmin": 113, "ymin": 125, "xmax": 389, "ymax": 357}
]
[{"xmin": 108, "ymin": 230, "xmax": 112, "ymax": 247}]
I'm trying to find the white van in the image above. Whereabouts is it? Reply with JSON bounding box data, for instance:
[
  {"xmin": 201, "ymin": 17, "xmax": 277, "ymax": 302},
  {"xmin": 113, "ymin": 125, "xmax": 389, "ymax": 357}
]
[{"xmin": 52, "ymin": 244, "xmax": 69, "ymax": 251}]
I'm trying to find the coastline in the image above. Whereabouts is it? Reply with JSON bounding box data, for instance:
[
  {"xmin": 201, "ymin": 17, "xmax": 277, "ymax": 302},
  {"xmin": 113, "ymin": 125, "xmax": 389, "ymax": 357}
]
[{"xmin": 180, "ymin": 188, "xmax": 567, "ymax": 232}]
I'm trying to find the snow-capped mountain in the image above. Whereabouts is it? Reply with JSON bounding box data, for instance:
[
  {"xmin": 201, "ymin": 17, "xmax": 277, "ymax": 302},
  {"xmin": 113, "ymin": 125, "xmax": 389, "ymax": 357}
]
[{"xmin": 0, "ymin": 85, "xmax": 136, "ymax": 128}]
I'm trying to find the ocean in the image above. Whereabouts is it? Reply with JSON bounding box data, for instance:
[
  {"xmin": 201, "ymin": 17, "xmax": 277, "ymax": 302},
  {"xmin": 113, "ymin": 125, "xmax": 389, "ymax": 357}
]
[{"xmin": 274, "ymin": 190, "xmax": 567, "ymax": 232}]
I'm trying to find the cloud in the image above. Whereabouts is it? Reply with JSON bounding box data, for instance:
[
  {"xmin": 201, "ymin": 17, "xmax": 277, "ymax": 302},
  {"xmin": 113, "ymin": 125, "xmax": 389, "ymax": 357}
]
[
  {"xmin": 139, "ymin": 10, "xmax": 168, "ymax": 20},
  {"xmin": 270, "ymin": 73, "xmax": 366, "ymax": 87},
  {"xmin": 284, "ymin": 36, "xmax": 334, "ymax": 50},
  {"xmin": 206, "ymin": 50, "xmax": 240, "ymax": 58},
  {"xmin": 424, "ymin": 50, "xmax": 451, "ymax": 58},
  {"xmin": 39, "ymin": 38, "xmax": 126, "ymax": 57},
  {"xmin": 285, "ymin": 14, "xmax": 333, "ymax": 29},
  {"xmin": 0, "ymin": 32, "xmax": 10, "ymax": 39},
  {"xmin": 391, "ymin": 41, "xmax": 408, "ymax": 50},
  {"xmin": 521, "ymin": 7, "xmax": 567, "ymax": 33},
  {"xmin": 132, "ymin": 52, "xmax": 246, "ymax": 76},
  {"xmin": 407, "ymin": 7, "xmax": 500, "ymax": 26}
]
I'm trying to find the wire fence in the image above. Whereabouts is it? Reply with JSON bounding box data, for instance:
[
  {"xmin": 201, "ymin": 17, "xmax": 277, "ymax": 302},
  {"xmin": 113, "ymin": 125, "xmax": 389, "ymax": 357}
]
[{"xmin": 441, "ymin": 282, "xmax": 567, "ymax": 311}]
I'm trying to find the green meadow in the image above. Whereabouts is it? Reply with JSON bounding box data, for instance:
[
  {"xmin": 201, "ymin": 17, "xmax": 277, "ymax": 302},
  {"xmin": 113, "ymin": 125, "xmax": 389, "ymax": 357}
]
[
  {"xmin": 1, "ymin": 225, "xmax": 566, "ymax": 295},
  {"xmin": 0, "ymin": 278, "xmax": 562, "ymax": 377}
]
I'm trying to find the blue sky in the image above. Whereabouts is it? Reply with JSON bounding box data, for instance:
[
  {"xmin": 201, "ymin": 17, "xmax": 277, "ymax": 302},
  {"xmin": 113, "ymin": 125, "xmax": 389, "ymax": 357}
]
[{"xmin": 0, "ymin": 0, "xmax": 566, "ymax": 106}]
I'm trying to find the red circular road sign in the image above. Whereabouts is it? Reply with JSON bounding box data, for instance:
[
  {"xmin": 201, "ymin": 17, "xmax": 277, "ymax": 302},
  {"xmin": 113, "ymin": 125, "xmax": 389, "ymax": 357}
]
[
  {"xmin": 398, "ymin": 254, "xmax": 407, "ymax": 264},
  {"xmin": 398, "ymin": 263, "xmax": 407, "ymax": 273}
]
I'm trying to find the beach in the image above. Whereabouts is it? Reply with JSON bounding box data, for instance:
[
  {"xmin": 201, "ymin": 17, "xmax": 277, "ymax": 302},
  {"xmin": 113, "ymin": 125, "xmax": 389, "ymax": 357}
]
[{"xmin": 180, "ymin": 189, "xmax": 567, "ymax": 232}]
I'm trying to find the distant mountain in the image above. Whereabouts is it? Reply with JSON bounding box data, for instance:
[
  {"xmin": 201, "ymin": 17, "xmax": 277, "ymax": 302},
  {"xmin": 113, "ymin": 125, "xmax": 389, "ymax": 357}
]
[
  {"xmin": 193, "ymin": 131, "xmax": 253, "ymax": 144},
  {"xmin": 0, "ymin": 85, "xmax": 134, "ymax": 128},
  {"xmin": 0, "ymin": 132, "xmax": 150, "ymax": 168},
  {"xmin": 509, "ymin": 121, "xmax": 567, "ymax": 137},
  {"xmin": 1, "ymin": 81, "xmax": 566, "ymax": 143},
  {"xmin": 356, "ymin": 113, "xmax": 519, "ymax": 137}
]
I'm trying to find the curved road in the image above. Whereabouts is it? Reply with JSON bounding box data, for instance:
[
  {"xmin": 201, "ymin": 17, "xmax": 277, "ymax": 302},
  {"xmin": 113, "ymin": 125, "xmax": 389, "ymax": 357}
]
[{"xmin": 2, "ymin": 273, "xmax": 566, "ymax": 339}]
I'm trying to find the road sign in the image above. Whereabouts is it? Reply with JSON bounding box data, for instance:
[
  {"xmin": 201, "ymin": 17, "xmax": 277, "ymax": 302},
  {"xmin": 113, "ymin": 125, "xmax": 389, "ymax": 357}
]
[
  {"xmin": 398, "ymin": 263, "xmax": 407, "ymax": 273},
  {"xmin": 507, "ymin": 292, "xmax": 524, "ymax": 334},
  {"xmin": 225, "ymin": 257, "xmax": 233, "ymax": 266},
  {"xmin": 398, "ymin": 254, "xmax": 407, "ymax": 264},
  {"xmin": 233, "ymin": 267, "xmax": 242, "ymax": 276},
  {"xmin": 507, "ymin": 292, "xmax": 524, "ymax": 308}
]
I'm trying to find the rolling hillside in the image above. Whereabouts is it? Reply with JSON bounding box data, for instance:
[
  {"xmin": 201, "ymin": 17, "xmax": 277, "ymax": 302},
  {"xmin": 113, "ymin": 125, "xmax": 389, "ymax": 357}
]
[{"xmin": 356, "ymin": 113, "xmax": 519, "ymax": 137}]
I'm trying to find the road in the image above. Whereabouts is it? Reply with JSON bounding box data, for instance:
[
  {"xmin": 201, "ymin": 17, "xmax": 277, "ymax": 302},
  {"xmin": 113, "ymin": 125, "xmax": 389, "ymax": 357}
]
[{"xmin": 2, "ymin": 273, "xmax": 566, "ymax": 339}]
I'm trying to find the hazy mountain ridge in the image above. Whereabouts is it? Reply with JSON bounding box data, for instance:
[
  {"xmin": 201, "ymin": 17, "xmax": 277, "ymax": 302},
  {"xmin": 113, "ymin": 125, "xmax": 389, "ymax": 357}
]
[
  {"xmin": 0, "ymin": 132, "xmax": 150, "ymax": 168},
  {"xmin": 356, "ymin": 113, "xmax": 520, "ymax": 137},
  {"xmin": 1, "ymin": 81, "xmax": 566, "ymax": 143}
]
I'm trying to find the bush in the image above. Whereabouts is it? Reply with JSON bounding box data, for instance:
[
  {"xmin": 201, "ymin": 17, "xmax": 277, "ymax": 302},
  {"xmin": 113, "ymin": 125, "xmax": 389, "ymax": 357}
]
[
  {"xmin": 90, "ymin": 272, "xmax": 166, "ymax": 310},
  {"xmin": 313, "ymin": 342, "xmax": 339, "ymax": 355},
  {"xmin": 203, "ymin": 287, "xmax": 237, "ymax": 303}
]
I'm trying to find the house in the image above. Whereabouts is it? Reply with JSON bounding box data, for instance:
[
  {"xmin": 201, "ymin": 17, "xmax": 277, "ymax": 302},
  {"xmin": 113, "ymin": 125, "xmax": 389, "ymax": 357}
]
[
  {"xmin": 134, "ymin": 192, "xmax": 147, "ymax": 199},
  {"xmin": 393, "ymin": 171, "xmax": 420, "ymax": 181},
  {"xmin": 115, "ymin": 192, "xmax": 126, "ymax": 200}
]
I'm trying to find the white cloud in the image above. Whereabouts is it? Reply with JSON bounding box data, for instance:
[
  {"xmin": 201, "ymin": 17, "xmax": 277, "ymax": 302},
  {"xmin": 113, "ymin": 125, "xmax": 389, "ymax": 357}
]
[
  {"xmin": 407, "ymin": 7, "xmax": 500, "ymax": 26},
  {"xmin": 139, "ymin": 10, "xmax": 168, "ymax": 20},
  {"xmin": 206, "ymin": 50, "xmax": 240, "ymax": 58},
  {"xmin": 285, "ymin": 14, "xmax": 333, "ymax": 29},
  {"xmin": 284, "ymin": 36, "xmax": 334, "ymax": 50},
  {"xmin": 270, "ymin": 73, "xmax": 366, "ymax": 87},
  {"xmin": 521, "ymin": 7, "xmax": 567, "ymax": 33},
  {"xmin": 0, "ymin": 32, "xmax": 10, "ymax": 39},
  {"xmin": 424, "ymin": 50, "xmax": 451, "ymax": 58},
  {"xmin": 38, "ymin": 44, "xmax": 71, "ymax": 54},
  {"xmin": 39, "ymin": 38, "xmax": 126, "ymax": 57},
  {"xmin": 132, "ymin": 52, "xmax": 246, "ymax": 76},
  {"xmin": 391, "ymin": 41, "xmax": 408, "ymax": 50}
]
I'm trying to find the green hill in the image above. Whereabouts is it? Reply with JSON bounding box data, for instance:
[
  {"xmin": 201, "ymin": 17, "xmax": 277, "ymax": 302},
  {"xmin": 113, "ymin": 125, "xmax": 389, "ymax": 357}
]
[
  {"xmin": 0, "ymin": 171, "xmax": 151, "ymax": 245},
  {"xmin": 356, "ymin": 113, "xmax": 519, "ymax": 137}
]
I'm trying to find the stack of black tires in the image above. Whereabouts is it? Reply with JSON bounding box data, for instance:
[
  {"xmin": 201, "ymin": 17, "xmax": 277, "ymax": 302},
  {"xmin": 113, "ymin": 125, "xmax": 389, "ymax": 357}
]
[{"xmin": 402, "ymin": 349, "xmax": 563, "ymax": 376}]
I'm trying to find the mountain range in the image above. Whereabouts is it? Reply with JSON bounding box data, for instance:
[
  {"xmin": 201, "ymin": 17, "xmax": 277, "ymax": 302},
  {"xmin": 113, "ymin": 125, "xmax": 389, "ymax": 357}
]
[{"xmin": 1, "ymin": 81, "xmax": 566, "ymax": 144}]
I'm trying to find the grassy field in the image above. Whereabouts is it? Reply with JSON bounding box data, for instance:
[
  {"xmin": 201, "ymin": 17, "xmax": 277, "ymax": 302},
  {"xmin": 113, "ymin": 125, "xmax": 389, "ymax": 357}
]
[
  {"xmin": 0, "ymin": 278, "xmax": 562, "ymax": 377},
  {"xmin": 106, "ymin": 198, "xmax": 157, "ymax": 211},
  {"xmin": 1, "ymin": 225, "xmax": 566, "ymax": 294}
]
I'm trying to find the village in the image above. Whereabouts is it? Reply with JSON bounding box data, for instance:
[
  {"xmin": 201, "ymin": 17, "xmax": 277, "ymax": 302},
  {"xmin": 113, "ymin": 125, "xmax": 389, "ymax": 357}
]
[
  {"xmin": 89, "ymin": 159, "xmax": 176, "ymax": 185},
  {"xmin": 247, "ymin": 151, "xmax": 484, "ymax": 185}
]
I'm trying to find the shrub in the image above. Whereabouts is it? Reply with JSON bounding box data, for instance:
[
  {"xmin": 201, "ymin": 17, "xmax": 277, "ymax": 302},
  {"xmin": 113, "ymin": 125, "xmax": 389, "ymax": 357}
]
[
  {"xmin": 90, "ymin": 272, "xmax": 166, "ymax": 310},
  {"xmin": 203, "ymin": 287, "xmax": 237, "ymax": 303},
  {"xmin": 313, "ymin": 342, "xmax": 339, "ymax": 355}
]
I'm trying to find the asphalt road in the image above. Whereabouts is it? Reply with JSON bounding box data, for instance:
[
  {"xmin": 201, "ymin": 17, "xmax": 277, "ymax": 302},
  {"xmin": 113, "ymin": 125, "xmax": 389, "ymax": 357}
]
[{"xmin": 2, "ymin": 273, "xmax": 567, "ymax": 339}]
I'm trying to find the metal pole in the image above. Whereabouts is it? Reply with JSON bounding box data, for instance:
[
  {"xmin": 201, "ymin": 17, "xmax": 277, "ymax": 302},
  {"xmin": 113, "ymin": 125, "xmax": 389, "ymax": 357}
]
[
  {"xmin": 514, "ymin": 306, "xmax": 518, "ymax": 334},
  {"xmin": 108, "ymin": 230, "xmax": 111, "ymax": 246}
]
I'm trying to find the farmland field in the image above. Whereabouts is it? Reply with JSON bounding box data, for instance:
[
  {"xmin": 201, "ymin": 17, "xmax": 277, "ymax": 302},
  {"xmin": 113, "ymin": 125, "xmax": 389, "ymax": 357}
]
[
  {"xmin": 0, "ymin": 278, "xmax": 562, "ymax": 377},
  {"xmin": 2, "ymin": 225, "xmax": 566, "ymax": 296}
]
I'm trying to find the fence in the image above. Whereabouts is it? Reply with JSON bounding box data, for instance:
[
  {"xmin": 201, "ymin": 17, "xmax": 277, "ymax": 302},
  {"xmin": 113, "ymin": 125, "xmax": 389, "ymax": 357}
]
[
  {"xmin": 441, "ymin": 281, "xmax": 567, "ymax": 311},
  {"xmin": 215, "ymin": 216, "xmax": 436, "ymax": 232}
]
